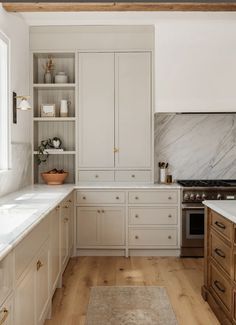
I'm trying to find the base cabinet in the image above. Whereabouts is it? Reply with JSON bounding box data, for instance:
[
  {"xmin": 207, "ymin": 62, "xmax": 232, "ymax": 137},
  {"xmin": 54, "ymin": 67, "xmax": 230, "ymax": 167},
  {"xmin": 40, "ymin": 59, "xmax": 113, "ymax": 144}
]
[
  {"xmin": 49, "ymin": 207, "xmax": 60, "ymax": 294},
  {"xmin": 76, "ymin": 207, "xmax": 125, "ymax": 247},
  {"xmin": 0, "ymin": 296, "xmax": 14, "ymax": 325}
]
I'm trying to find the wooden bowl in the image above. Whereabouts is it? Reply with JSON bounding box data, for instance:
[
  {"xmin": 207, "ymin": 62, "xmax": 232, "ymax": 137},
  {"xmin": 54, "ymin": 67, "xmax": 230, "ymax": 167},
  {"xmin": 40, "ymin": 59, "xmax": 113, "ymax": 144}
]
[{"xmin": 41, "ymin": 172, "xmax": 68, "ymax": 185}]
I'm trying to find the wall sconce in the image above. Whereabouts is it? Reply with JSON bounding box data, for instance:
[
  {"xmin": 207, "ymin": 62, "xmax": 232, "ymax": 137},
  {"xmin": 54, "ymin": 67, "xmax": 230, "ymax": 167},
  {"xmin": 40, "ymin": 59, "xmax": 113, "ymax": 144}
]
[{"xmin": 13, "ymin": 92, "xmax": 31, "ymax": 124}]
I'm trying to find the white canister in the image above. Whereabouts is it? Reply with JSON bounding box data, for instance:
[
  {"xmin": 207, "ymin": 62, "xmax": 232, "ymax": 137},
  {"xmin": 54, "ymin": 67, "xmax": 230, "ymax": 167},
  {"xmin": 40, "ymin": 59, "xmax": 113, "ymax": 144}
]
[
  {"xmin": 60, "ymin": 100, "xmax": 70, "ymax": 117},
  {"xmin": 160, "ymin": 168, "xmax": 167, "ymax": 184},
  {"xmin": 55, "ymin": 72, "xmax": 68, "ymax": 84}
]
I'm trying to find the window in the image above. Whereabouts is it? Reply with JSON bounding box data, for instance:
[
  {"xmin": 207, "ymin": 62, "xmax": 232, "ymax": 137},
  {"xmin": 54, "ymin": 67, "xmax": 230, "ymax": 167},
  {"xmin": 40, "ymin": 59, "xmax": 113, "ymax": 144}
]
[{"xmin": 0, "ymin": 31, "xmax": 10, "ymax": 170}]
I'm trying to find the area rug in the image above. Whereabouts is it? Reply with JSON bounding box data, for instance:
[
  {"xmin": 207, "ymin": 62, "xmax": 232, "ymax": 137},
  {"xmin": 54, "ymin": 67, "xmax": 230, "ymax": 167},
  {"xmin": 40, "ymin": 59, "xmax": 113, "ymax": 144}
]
[{"xmin": 85, "ymin": 286, "xmax": 178, "ymax": 325}]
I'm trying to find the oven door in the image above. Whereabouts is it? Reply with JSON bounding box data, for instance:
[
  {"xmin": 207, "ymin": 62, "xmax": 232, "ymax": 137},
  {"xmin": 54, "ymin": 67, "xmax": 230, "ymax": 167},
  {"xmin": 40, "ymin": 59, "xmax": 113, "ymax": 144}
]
[{"xmin": 182, "ymin": 204, "xmax": 204, "ymax": 248}]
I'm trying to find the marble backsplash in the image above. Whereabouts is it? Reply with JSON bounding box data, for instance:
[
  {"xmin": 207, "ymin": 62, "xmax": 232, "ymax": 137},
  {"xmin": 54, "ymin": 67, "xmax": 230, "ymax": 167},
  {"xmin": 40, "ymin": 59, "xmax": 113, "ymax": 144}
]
[
  {"xmin": 154, "ymin": 113, "xmax": 236, "ymax": 182},
  {"xmin": 0, "ymin": 142, "xmax": 32, "ymax": 198}
]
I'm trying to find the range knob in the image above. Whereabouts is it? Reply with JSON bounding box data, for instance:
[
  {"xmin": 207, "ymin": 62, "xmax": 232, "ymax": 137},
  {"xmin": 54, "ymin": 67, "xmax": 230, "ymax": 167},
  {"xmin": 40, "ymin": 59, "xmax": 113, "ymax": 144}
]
[
  {"xmin": 217, "ymin": 193, "xmax": 222, "ymax": 200},
  {"xmin": 196, "ymin": 193, "xmax": 201, "ymax": 200},
  {"xmin": 184, "ymin": 193, "xmax": 190, "ymax": 201},
  {"xmin": 202, "ymin": 193, "xmax": 207, "ymax": 200},
  {"xmin": 190, "ymin": 193, "xmax": 195, "ymax": 201}
]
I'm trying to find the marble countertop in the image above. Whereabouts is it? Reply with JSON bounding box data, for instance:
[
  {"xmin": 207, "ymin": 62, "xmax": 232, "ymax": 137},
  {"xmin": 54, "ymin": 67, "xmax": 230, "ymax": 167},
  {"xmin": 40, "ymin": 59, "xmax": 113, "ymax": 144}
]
[
  {"xmin": 0, "ymin": 184, "xmax": 74, "ymax": 261},
  {"xmin": 74, "ymin": 182, "xmax": 182, "ymax": 189},
  {"xmin": 203, "ymin": 200, "xmax": 236, "ymax": 224}
]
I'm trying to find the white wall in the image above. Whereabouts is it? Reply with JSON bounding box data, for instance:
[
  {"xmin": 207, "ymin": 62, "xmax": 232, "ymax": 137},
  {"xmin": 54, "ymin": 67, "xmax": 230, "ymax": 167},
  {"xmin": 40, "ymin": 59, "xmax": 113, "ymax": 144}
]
[
  {"xmin": 22, "ymin": 11, "xmax": 236, "ymax": 112},
  {"xmin": 0, "ymin": 5, "xmax": 31, "ymax": 197}
]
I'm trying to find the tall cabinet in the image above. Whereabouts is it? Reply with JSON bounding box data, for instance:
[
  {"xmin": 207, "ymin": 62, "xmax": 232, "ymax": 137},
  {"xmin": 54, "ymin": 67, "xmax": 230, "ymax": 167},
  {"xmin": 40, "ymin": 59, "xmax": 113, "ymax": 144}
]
[{"xmin": 78, "ymin": 51, "xmax": 152, "ymax": 183}]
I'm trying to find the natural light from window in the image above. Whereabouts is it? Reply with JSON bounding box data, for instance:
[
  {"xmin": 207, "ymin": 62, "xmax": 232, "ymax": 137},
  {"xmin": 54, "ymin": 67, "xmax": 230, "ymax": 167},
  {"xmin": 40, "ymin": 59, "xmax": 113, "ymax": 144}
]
[{"xmin": 0, "ymin": 31, "xmax": 9, "ymax": 170}]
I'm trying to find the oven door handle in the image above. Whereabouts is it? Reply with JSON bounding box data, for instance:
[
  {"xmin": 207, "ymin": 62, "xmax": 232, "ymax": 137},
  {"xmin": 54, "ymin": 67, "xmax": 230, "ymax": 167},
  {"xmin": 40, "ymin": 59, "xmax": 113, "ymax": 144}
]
[{"xmin": 182, "ymin": 206, "xmax": 204, "ymax": 210}]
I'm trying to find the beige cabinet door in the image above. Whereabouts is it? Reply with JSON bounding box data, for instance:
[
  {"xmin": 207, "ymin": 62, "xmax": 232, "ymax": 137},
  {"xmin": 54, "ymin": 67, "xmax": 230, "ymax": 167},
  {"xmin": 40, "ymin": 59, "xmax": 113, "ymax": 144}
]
[
  {"xmin": 36, "ymin": 240, "xmax": 50, "ymax": 325},
  {"xmin": 49, "ymin": 207, "xmax": 60, "ymax": 293},
  {"xmin": 115, "ymin": 52, "xmax": 151, "ymax": 168},
  {"xmin": 14, "ymin": 263, "xmax": 36, "ymax": 325},
  {"xmin": 79, "ymin": 52, "xmax": 115, "ymax": 168},
  {"xmin": 76, "ymin": 207, "xmax": 99, "ymax": 246},
  {"xmin": 0, "ymin": 296, "xmax": 14, "ymax": 325},
  {"xmin": 100, "ymin": 207, "xmax": 125, "ymax": 246}
]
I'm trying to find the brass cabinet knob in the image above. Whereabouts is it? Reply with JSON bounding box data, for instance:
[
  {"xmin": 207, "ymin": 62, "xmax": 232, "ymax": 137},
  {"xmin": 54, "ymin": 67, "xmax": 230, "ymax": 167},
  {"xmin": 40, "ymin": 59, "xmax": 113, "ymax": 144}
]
[
  {"xmin": 168, "ymin": 235, "xmax": 172, "ymax": 239},
  {"xmin": 131, "ymin": 174, "xmax": 135, "ymax": 178},
  {"xmin": 64, "ymin": 205, "xmax": 69, "ymax": 209},
  {"xmin": 36, "ymin": 260, "xmax": 43, "ymax": 271},
  {"xmin": 95, "ymin": 174, "xmax": 99, "ymax": 178},
  {"xmin": 67, "ymin": 199, "xmax": 72, "ymax": 203},
  {"xmin": 135, "ymin": 196, "xmax": 139, "ymax": 200},
  {"xmin": 135, "ymin": 214, "xmax": 139, "ymax": 218},
  {"xmin": 82, "ymin": 196, "xmax": 86, "ymax": 200},
  {"xmin": 101, "ymin": 210, "xmax": 105, "ymax": 213},
  {"xmin": 0, "ymin": 308, "xmax": 9, "ymax": 324},
  {"xmin": 135, "ymin": 235, "xmax": 139, "ymax": 239},
  {"xmin": 116, "ymin": 196, "xmax": 119, "ymax": 200},
  {"xmin": 64, "ymin": 217, "xmax": 69, "ymax": 223},
  {"xmin": 97, "ymin": 210, "xmax": 101, "ymax": 213},
  {"xmin": 168, "ymin": 196, "xmax": 172, "ymax": 200},
  {"xmin": 56, "ymin": 205, "xmax": 60, "ymax": 210},
  {"xmin": 168, "ymin": 214, "xmax": 172, "ymax": 218},
  {"xmin": 113, "ymin": 147, "xmax": 119, "ymax": 153}
]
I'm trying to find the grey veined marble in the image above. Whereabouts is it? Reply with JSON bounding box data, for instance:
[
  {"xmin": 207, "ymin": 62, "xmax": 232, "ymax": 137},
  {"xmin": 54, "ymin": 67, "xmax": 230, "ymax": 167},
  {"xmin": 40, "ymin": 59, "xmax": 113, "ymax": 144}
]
[
  {"xmin": 0, "ymin": 142, "xmax": 32, "ymax": 198},
  {"xmin": 154, "ymin": 113, "xmax": 236, "ymax": 182}
]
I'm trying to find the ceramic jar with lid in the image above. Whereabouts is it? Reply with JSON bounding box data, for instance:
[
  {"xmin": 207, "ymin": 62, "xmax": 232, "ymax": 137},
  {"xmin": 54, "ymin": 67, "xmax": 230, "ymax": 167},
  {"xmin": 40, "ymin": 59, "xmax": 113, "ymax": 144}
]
[{"xmin": 55, "ymin": 72, "xmax": 68, "ymax": 84}]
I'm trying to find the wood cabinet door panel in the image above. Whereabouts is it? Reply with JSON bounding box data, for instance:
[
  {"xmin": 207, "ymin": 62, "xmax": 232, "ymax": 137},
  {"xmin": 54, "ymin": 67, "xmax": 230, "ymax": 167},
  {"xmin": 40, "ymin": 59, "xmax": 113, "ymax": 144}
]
[
  {"xmin": 79, "ymin": 52, "xmax": 114, "ymax": 168},
  {"xmin": 115, "ymin": 52, "xmax": 151, "ymax": 168}
]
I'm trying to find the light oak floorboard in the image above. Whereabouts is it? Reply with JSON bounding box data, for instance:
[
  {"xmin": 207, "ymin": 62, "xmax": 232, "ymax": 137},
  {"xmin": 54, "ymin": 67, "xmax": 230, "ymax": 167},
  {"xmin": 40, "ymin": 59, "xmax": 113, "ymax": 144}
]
[{"xmin": 45, "ymin": 256, "xmax": 219, "ymax": 325}]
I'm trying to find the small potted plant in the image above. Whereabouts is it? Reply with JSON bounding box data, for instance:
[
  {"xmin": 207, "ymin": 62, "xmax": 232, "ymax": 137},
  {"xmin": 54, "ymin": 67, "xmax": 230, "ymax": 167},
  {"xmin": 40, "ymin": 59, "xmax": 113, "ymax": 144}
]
[{"xmin": 42, "ymin": 55, "xmax": 54, "ymax": 83}]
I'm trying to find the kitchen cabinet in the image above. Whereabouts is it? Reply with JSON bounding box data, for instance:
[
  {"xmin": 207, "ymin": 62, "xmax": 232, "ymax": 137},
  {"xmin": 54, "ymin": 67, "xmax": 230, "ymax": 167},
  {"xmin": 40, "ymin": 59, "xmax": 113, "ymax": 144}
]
[
  {"xmin": 202, "ymin": 207, "xmax": 236, "ymax": 324},
  {"xmin": 60, "ymin": 194, "xmax": 74, "ymax": 272},
  {"xmin": 0, "ymin": 296, "xmax": 14, "ymax": 325},
  {"xmin": 49, "ymin": 207, "xmax": 60, "ymax": 294},
  {"xmin": 14, "ymin": 240, "xmax": 49, "ymax": 325},
  {"xmin": 78, "ymin": 51, "xmax": 152, "ymax": 181},
  {"xmin": 115, "ymin": 52, "xmax": 151, "ymax": 169},
  {"xmin": 79, "ymin": 52, "xmax": 115, "ymax": 168},
  {"xmin": 76, "ymin": 207, "xmax": 125, "ymax": 247}
]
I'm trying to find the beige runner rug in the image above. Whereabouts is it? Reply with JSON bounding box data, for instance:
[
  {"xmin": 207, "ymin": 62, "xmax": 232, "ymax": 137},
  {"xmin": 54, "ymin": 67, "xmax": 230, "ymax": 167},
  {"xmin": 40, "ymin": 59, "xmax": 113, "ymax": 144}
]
[{"xmin": 85, "ymin": 286, "xmax": 178, "ymax": 325}]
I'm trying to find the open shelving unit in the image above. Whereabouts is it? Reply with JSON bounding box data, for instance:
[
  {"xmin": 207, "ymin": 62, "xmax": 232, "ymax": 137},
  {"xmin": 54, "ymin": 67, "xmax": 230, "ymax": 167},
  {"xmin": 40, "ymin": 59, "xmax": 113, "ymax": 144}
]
[{"xmin": 31, "ymin": 51, "xmax": 77, "ymax": 184}]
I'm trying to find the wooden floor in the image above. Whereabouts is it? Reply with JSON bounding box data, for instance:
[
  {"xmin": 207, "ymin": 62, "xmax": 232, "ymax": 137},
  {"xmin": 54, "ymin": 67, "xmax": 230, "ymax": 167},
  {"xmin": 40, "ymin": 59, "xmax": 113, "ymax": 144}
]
[{"xmin": 45, "ymin": 256, "xmax": 219, "ymax": 325}]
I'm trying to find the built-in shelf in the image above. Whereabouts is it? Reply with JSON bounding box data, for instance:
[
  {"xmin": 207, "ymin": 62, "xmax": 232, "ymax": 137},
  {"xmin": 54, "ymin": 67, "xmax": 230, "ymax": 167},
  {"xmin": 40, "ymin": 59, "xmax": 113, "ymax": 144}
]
[
  {"xmin": 33, "ymin": 83, "xmax": 76, "ymax": 89},
  {"xmin": 34, "ymin": 117, "xmax": 76, "ymax": 122},
  {"xmin": 33, "ymin": 151, "xmax": 76, "ymax": 155}
]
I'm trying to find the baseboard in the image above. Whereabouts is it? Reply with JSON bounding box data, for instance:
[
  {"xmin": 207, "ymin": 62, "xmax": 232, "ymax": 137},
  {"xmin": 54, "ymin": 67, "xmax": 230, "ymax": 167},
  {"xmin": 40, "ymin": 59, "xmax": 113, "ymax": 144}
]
[{"xmin": 76, "ymin": 248, "xmax": 180, "ymax": 257}]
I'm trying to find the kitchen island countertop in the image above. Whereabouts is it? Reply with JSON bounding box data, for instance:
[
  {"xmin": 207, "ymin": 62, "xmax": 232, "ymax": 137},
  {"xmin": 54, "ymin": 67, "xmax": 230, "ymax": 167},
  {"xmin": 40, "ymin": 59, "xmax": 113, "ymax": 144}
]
[{"xmin": 203, "ymin": 200, "xmax": 236, "ymax": 223}]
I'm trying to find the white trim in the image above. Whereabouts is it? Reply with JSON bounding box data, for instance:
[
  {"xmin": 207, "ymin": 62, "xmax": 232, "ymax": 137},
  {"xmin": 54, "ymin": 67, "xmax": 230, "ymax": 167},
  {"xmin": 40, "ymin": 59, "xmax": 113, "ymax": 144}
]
[{"xmin": 0, "ymin": 30, "xmax": 10, "ymax": 171}]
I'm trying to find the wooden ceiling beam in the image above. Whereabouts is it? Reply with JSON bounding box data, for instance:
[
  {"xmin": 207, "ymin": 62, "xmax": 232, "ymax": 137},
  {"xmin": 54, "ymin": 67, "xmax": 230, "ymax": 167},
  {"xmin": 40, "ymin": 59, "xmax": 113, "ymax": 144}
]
[{"xmin": 3, "ymin": 2, "xmax": 236, "ymax": 12}]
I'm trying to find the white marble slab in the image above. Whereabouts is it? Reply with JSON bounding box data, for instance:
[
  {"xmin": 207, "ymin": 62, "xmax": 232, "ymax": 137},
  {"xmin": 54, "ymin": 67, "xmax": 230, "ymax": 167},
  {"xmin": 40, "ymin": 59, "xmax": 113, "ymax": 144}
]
[
  {"xmin": 0, "ymin": 184, "xmax": 74, "ymax": 261},
  {"xmin": 203, "ymin": 200, "xmax": 236, "ymax": 224}
]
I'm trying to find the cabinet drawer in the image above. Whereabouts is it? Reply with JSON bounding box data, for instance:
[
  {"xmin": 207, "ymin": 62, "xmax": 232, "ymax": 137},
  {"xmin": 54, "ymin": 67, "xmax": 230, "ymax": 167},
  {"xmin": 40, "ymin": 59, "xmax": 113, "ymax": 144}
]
[
  {"xmin": 211, "ymin": 210, "xmax": 233, "ymax": 241},
  {"xmin": 115, "ymin": 170, "xmax": 151, "ymax": 182},
  {"xmin": 129, "ymin": 228, "xmax": 178, "ymax": 246},
  {"xmin": 129, "ymin": 207, "xmax": 177, "ymax": 225},
  {"xmin": 76, "ymin": 191, "xmax": 125, "ymax": 204},
  {"xmin": 209, "ymin": 262, "xmax": 231, "ymax": 311},
  {"xmin": 210, "ymin": 231, "xmax": 232, "ymax": 275},
  {"xmin": 0, "ymin": 253, "xmax": 13, "ymax": 306},
  {"xmin": 79, "ymin": 170, "xmax": 114, "ymax": 182},
  {"xmin": 15, "ymin": 216, "xmax": 49, "ymax": 281},
  {"xmin": 128, "ymin": 191, "xmax": 178, "ymax": 204}
]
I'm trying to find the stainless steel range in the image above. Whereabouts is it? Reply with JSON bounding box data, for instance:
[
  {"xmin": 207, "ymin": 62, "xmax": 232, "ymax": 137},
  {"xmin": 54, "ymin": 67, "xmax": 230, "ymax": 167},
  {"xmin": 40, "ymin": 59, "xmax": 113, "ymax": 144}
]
[{"xmin": 177, "ymin": 180, "xmax": 236, "ymax": 257}]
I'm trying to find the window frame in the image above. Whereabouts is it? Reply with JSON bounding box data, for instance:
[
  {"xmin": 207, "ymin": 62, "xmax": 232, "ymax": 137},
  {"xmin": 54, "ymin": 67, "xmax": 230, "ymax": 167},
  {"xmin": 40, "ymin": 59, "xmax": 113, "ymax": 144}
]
[{"xmin": 0, "ymin": 30, "xmax": 10, "ymax": 171}]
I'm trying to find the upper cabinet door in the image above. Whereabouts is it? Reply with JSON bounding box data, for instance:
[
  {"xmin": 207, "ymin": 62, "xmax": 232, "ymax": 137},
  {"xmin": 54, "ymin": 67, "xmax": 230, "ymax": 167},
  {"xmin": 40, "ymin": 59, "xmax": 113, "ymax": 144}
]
[
  {"xmin": 115, "ymin": 52, "xmax": 152, "ymax": 168},
  {"xmin": 79, "ymin": 53, "xmax": 115, "ymax": 168}
]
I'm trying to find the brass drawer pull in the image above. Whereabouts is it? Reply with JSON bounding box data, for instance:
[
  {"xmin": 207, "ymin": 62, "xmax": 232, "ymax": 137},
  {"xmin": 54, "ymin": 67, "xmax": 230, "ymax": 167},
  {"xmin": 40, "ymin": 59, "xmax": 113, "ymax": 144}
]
[
  {"xmin": 214, "ymin": 280, "xmax": 226, "ymax": 293},
  {"xmin": 64, "ymin": 205, "xmax": 69, "ymax": 208},
  {"xmin": 215, "ymin": 221, "xmax": 226, "ymax": 229},
  {"xmin": 214, "ymin": 248, "xmax": 226, "ymax": 258},
  {"xmin": 135, "ymin": 235, "xmax": 139, "ymax": 239},
  {"xmin": 168, "ymin": 196, "xmax": 172, "ymax": 200},
  {"xmin": 36, "ymin": 260, "xmax": 43, "ymax": 271},
  {"xmin": 67, "ymin": 199, "xmax": 72, "ymax": 203},
  {"xmin": 64, "ymin": 217, "xmax": 69, "ymax": 223},
  {"xmin": 101, "ymin": 210, "xmax": 105, "ymax": 213},
  {"xmin": 97, "ymin": 210, "xmax": 101, "ymax": 213},
  {"xmin": 0, "ymin": 308, "xmax": 9, "ymax": 325}
]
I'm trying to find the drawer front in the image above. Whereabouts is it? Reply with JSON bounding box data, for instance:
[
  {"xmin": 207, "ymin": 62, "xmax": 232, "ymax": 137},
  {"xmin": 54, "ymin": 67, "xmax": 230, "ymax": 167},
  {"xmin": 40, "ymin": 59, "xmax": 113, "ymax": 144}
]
[
  {"xmin": 210, "ymin": 231, "xmax": 231, "ymax": 275},
  {"xmin": 15, "ymin": 216, "xmax": 50, "ymax": 281},
  {"xmin": 128, "ymin": 191, "xmax": 178, "ymax": 204},
  {"xmin": 129, "ymin": 228, "xmax": 178, "ymax": 246},
  {"xmin": 76, "ymin": 191, "xmax": 125, "ymax": 204},
  {"xmin": 211, "ymin": 210, "xmax": 232, "ymax": 241},
  {"xmin": 209, "ymin": 262, "xmax": 231, "ymax": 311},
  {"xmin": 79, "ymin": 170, "xmax": 114, "ymax": 182},
  {"xmin": 129, "ymin": 207, "xmax": 177, "ymax": 225},
  {"xmin": 115, "ymin": 170, "xmax": 151, "ymax": 182},
  {"xmin": 0, "ymin": 253, "xmax": 13, "ymax": 307}
]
